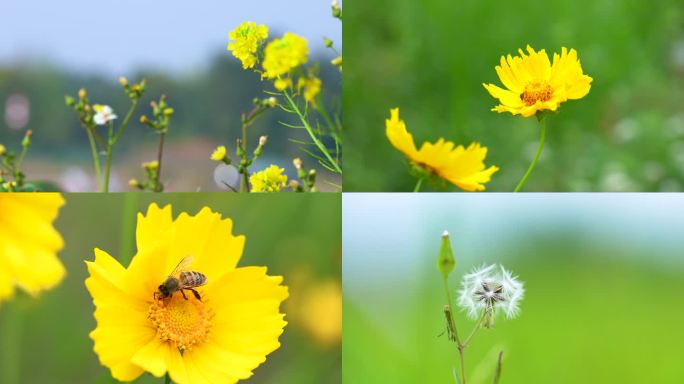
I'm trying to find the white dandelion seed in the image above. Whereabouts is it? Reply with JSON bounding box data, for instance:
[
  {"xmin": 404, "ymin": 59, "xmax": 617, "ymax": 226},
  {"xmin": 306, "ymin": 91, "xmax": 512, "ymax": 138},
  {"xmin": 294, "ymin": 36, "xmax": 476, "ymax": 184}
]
[
  {"xmin": 457, "ymin": 264, "xmax": 524, "ymax": 327},
  {"xmin": 93, "ymin": 104, "xmax": 117, "ymax": 125}
]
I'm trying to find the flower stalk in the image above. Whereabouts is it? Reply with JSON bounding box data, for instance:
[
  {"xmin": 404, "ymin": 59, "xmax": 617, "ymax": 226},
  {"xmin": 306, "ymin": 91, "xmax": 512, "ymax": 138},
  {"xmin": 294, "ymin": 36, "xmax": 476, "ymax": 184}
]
[{"xmin": 514, "ymin": 116, "xmax": 547, "ymax": 192}]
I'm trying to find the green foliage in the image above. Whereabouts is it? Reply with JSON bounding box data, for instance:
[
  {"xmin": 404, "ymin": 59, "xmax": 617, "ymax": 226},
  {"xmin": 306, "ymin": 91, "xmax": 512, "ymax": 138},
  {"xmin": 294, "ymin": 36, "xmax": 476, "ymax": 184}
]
[{"xmin": 344, "ymin": 0, "xmax": 684, "ymax": 191}]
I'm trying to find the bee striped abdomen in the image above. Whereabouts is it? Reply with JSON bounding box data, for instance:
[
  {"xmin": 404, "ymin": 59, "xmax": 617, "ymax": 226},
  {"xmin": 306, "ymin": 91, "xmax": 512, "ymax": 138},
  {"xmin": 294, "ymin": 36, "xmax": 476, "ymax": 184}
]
[{"xmin": 179, "ymin": 271, "xmax": 207, "ymax": 287}]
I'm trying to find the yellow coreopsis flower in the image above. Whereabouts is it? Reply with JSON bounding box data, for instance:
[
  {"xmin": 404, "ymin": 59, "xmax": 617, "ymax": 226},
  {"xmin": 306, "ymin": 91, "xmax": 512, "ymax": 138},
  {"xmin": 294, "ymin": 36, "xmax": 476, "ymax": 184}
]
[
  {"xmin": 297, "ymin": 75, "xmax": 322, "ymax": 104},
  {"xmin": 483, "ymin": 45, "xmax": 592, "ymax": 117},
  {"xmin": 0, "ymin": 193, "xmax": 66, "ymax": 305},
  {"xmin": 386, "ymin": 108, "xmax": 499, "ymax": 191},
  {"xmin": 250, "ymin": 165, "xmax": 288, "ymax": 193},
  {"xmin": 262, "ymin": 33, "xmax": 309, "ymax": 79},
  {"xmin": 85, "ymin": 204, "xmax": 288, "ymax": 383},
  {"xmin": 227, "ymin": 21, "xmax": 269, "ymax": 69}
]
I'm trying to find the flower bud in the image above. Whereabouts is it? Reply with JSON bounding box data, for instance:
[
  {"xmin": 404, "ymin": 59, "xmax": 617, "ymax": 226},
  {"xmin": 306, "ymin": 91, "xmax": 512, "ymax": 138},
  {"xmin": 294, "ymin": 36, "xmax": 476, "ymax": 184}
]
[
  {"xmin": 128, "ymin": 179, "xmax": 139, "ymax": 188},
  {"xmin": 119, "ymin": 76, "xmax": 129, "ymax": 87},
  {"xmin": 437, "ymin": 230, "xmax": 456, "ymax": 278},
  {"xmin": 22, "ymin": 130, "xmax": 33, "ymax": 148},
  {"xmin": 266, "ymin": 97, "xmax": 278, "ymax": 108},
  {"xmin": 293, "ymin": 158, "xmax": 303, "ymax": 170},
  {"xmin": 65, "ymin": 95, "xmax": 76, "ymax": 107},
  {"xmin": 78, "ymin": 88, "xmax": 87, "ymax": 100},
  {"xmin": 331, "ymin": 56, "xmax": 342, "ymax": 67},
  {"xmin": 323, "ymin": 37, "xmax": 334, "ymax": 48},
  {"xmin": 259, "ymin": 136, "xmax": 268, "ymax": 146},
  {"xmin": 163, "ymin": 108, "xmax": 174, "ymax": 116},
  {"xmin": 140, "ymin": 115, "xmax": 149, "ymax": 124},
  {"xmin": 143, "ymin": 161, "xmax": 159, "ymax": 170}
]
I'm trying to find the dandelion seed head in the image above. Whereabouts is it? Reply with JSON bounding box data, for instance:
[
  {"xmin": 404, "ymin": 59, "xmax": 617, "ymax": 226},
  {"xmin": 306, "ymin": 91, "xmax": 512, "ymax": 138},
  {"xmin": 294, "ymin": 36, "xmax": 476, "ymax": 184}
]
[{"xmin": 458, "ymin": 264, "xmax": 524, "ymax": 323}]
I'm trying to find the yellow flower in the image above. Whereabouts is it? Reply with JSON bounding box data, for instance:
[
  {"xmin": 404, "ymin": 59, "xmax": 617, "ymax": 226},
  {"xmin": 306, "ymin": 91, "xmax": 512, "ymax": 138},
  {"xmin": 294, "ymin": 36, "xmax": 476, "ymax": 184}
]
[
  {"xmin": 297, "ymin": 75, "xmax": 322, "ymax": 104},
  {"xmin": 262, "ymin": 33, "xmax": 309, "ymax": 79},
  {"xmin": 85, "ymin": 204, "xmax": 288, "ymax": 383},
  {"xmin": 0, "ymin": 193, "xmax": 65, "ymax": 305},
  {"xmin": 274, "ymin": 77, "xmax": 293, "ymax": 91},
  {"xmin": 250, "ymin": 165, "xmax": 288, "ymax": 193},
  {"xmin": 227, "ymin": 21, "xmax": 269, "ymax": 69},
  {"xmin": 210, "ymin": 145, "xmax": 227, "ymax": 162},
  {"xmin": 483, "ymin": 45, "xmax": 592, "ymax": 117},
  {"xmin": 386, "ymin": 108, "xmax": 499, "ymax": 191},
  {"xmin": 0, "ymin": 143, "xmax": 6, "ymax": 156},
  {"xmin": 142, "ymin": 160, "xmax": 159, "ymax": 170}
]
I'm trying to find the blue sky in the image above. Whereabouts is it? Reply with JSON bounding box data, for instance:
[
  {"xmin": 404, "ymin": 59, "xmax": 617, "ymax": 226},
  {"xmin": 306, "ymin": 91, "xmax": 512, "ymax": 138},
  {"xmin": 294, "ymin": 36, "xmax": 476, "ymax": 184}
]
[{"xmin": 0, "ymin": 0, "xmax": 341, "ymax": 75}]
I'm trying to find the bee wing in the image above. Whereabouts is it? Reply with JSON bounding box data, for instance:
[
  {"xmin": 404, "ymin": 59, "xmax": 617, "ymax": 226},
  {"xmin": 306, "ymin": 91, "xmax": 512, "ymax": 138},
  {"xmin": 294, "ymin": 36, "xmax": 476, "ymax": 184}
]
[{"xmin": 169, "ymin": 255, "xmax": 195, "ymax": 279}]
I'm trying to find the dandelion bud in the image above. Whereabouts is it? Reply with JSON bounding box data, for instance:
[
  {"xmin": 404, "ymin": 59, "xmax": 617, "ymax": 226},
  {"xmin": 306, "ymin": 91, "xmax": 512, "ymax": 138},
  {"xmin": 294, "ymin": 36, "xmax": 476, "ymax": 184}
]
[
  {"xmin": 293, "ymin": 158, "xmax": 303, "ymax": 170},
  {"xmin": 0, "ymin": 144, "xmax": 6, "ymax": 156},
  {"xmin": 266, "ymin": 97, "xmax": 278, "ymax": 108},
  {"xmin": 323, "ymin": 37, "xmax": 334, "ymax": 48},
  {"xmin": 22, "ymin": 130, "xmax": 33, "ymax": 148},
  {"xmin": 78, "ymin": 88, "xmax": 87, "ymax": 100},
  {"xmin": 437, "ymin": 230, "xmax": 455, "ymax": 278},
  {"xmin": 119, "ymin": 76, "xmax": 129, "ymax": 87},
  {"xmin": 65, "ymin": 95, "xmax": 76, "ymax": 107}
]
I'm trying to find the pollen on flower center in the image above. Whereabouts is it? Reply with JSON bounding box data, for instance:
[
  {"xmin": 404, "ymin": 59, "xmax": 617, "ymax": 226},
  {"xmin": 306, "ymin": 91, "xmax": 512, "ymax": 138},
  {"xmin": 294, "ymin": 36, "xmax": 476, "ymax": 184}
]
[
  {"xmin": 520, "ymin": 81, "xmax": 553, "ymax": 106},
  {"xmin": 148, "ymin": 294, "xmax": 214, "ymax": 351}
]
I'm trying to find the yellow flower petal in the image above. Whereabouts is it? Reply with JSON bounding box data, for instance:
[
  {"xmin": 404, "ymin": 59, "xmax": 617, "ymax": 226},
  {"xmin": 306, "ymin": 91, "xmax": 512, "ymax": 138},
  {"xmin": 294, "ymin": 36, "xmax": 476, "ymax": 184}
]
[
  {"xmin": 485, "ymin": 45, "xmax": 592, "ymax": 117},
  {"xmin": 385, "ymin": 109, "xmax": 498, "ymax": 191}
]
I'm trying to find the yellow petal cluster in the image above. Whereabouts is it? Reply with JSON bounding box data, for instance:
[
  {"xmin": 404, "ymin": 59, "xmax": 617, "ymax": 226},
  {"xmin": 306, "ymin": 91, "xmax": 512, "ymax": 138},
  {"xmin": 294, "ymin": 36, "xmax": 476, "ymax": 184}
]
[
  {"xmin": 483, "ymin": 45, "xmax": 592, "ymax": 117},
  {"xmin": 262, "ymin": 33, "xmax": 309, "ymax": 79},
  {"xmin": 386, "ymin": 108, "xmax": 499, "ymax": 191},
  {"xmin": 0, "ymin": 193, "xmax": 66, "ymax": 304},
  {"xmin": 297, "ymin": 75, "xmax": 322, "ymax": 104},
  {"xmin": 250, "ymin": 165, "xmax": 288, "ymax": 193},
  {"xmin": 210, "ymin": 145, "xmax": 227, "ymax": 162},
  {"xmin": 85, "ymin": 204, "xmax": 288, "ymax": 384},
  {"xmin": 227, "ymin": 21, "xmax": 269, "ymax": 69}
]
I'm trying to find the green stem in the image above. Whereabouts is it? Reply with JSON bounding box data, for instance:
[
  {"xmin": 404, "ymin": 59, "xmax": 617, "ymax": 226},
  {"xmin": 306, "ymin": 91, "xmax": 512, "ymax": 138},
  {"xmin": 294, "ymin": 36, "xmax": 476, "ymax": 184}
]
[
  {"xmin": 240, "ymin": 119, "xmax": 249, "ymax": 193},
  {"xmin": 155, "ymin": 132, "xmax": 166, "ymax": 192},
  {"xmin": 514, "ymin": 117, "xmax": 547, "ymax": 192},
  {"xmin": 112, "ymin": 99, "xmax": 139, "ymax": 145},
  {"xmin": 442, "ymin": 277, "xmax": 466, "ymax": 384},
  {"xmin": 283, "ymin": 90, "xmax": 342, "ymax": 174},
  {"xmin": 103, "ymin": 121, "xmax": 114, "ymax": 192},
  {"xmin": 461, "ymin": 311, "xmax": 486, "ymax": 348},
  {"xmin": 85, "ymin": 126, "xmax": 102, "ymax": 191},
  {"xmin": 493, "ymin": 351, "xmax": 503, "ymax": 384},
  {"xmin": 164, "ymin": 373, "xmax": 171, "ymax": 384},
  {"xmin": 1, "ymin": 303, "xmax": 22, "ymax": 384},
  {"xmin": 413, "ymin": 177, "xmax": 424, "ymax": 192}
]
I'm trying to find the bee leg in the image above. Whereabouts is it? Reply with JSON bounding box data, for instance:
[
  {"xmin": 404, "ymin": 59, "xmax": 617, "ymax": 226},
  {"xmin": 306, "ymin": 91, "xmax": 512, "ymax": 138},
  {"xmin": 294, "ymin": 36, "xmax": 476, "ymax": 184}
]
[
  {"xmin": 181, "ymin": 290, "xmax": 189, "ymax": 300},
  {"xmin": 190, "ymin": 289, "xmax": 202, "ymax": 302}
]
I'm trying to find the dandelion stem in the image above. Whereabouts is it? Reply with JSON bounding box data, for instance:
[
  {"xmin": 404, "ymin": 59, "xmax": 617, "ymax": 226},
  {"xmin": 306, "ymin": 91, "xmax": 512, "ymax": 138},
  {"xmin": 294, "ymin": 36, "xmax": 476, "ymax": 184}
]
[
  {"xmin": 514, "ymin": 117, "xmax": 546, "ymax": 192},
  {"xmin": 462, "ymin": 311, "xmax": 487, "ymax": 348},
  {"xmin": 442, "ymin": 277, "xmax": 466, "ymax": 383},
  {"xmin": 492, "ymin": 351, "xmax": 503, "ymax": 384},
  {"xmin": 413, "ymin": 177, "xmax": 424, "ymax": 192},
  {"xmin": 85, "ymin": 126, "xmax": 102, "ymax": 191},
  {"xmin": 283, "ymin": 90, "xmax": 342, "ymax": 174}
]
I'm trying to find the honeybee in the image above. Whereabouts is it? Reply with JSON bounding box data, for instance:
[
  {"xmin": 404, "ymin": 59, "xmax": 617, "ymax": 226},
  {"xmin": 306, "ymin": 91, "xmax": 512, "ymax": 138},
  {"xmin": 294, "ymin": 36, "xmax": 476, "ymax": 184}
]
[{"xmin": 154, "ymin": 255, "xmax": 207, "ymax": 301}]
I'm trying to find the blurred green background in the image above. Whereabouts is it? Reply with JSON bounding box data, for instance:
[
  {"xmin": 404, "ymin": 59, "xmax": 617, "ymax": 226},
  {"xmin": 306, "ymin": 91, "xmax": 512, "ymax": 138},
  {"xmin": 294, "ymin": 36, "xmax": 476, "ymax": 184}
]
[
  {"xmin": 0, "ymin": 193, "xmax": 341, "ymax": 383},
  {"xmin": 343, "ymin": 194, "xmax": 684, "ymax": 383},
  {"xmin": 344, "ymin": 0, "xmax": 684, "ymax": 191}
]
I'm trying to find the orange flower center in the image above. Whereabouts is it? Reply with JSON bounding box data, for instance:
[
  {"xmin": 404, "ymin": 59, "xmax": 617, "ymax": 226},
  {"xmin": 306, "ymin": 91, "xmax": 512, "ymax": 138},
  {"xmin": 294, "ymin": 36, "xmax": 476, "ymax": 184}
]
[
  {"xmin": 521, "ymin": 81, "xmax": 553, "ymax": 106},
  {"xmin": 148, "ymin": 294, "xmax": 214, "ymax": 351}
]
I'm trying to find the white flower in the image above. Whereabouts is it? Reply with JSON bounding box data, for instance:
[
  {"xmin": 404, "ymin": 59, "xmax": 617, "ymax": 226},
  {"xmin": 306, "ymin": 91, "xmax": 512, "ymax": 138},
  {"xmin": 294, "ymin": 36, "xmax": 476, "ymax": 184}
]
[
  {"xmin": 93, "ymin": 104, "xmax": 117, "ymax": 125},
  {"xmin": 457, "ymin": 264, "xmax": 524, "ymax": 327}
]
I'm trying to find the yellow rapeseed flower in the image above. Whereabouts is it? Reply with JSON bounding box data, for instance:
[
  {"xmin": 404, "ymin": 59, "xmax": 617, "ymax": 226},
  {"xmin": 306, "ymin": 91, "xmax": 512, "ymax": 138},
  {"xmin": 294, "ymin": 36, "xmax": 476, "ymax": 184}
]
[
  {"xmin": 262, "ymin": 33, "xmax": 309, "ymax": 79},
  {"xmin": 85, "ymin": 204, "xmax": 288, "ymax": 383},
  {"xmin": 297, "ymin": 75, "xmax": 322, "ymax": 104},
  {"xmin": 227, "ymin": 21, "xmax": 269, "ymax": 69},
  {"xmin": 250, "ymin": 165, "xmax": 288, "ymax": 193},
  {"xmin": 274, "ymin": 77, "xmax": 293, "ymax": 91},
  {"xmin": 483, "ymin": 45, "xmax": 592, "ymax": 117},
  {"xmin": 210, "ymin": 145, "xmax": 227, "ymax": 162},
  {"xmin": 0, "ymin": 193, "xmax": 66, "ymax": 305},
  {"xmin": 386, "ymin": 108, "xmax": 499, "ymax": 191}
]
